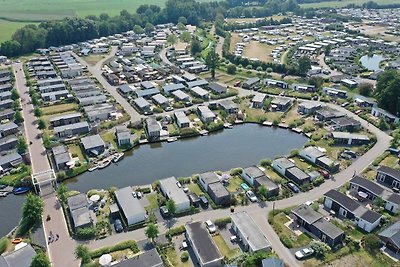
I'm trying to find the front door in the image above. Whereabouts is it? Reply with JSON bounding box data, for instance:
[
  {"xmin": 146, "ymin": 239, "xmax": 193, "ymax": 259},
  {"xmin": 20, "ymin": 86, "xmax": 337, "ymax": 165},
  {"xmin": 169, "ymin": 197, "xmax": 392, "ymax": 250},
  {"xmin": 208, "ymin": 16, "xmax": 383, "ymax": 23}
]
[{"xmin": 392, "ymin": 180, "xmax": 400, "ymax": 189}]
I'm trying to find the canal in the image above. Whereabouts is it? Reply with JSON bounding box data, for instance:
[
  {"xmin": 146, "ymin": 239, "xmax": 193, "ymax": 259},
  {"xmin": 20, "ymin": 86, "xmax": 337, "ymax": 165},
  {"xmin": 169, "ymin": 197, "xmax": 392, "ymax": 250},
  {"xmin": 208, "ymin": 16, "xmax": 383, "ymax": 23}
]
[{"xmin": 0, "ymin": 123, "xmax": 308, "ymax": 237}]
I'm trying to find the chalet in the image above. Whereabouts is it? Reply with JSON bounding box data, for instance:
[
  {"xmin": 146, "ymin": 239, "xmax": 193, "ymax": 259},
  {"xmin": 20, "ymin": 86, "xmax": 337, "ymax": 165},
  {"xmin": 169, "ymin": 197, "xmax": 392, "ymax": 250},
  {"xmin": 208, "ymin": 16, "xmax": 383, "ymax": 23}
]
[
  {"xmin": 324, "ymin": 190, "xmax": 382, "ymax": 233},
  {"xmin": 299, "ymin": 146, "xmax": 340, "ymax": 173},
  {"xmin": 0, "ymin": 122, "xmax": 18, "ymax": 138},
  {"xmin": 271, "ymin": 97, "xmax": 292, "ymax": 111},
  {"xmin": 331, "ymin": 132, "xmax": 370, "ymax": 145},
  {"xmin": 298, "ymin": 102, "xmax": 322, "ymax": 115},
  {"xmin": 350, "ymin": 175, "xmax": 400, "ymax": 214},
  {"xmin": 152, "ymin": 94, "xmax": 169, "ymax": 109},
  {"xmin": 0, "ymin": 135, "xmax": 18, "ymax": 151},
  {"xmin": 49, "ymin": 113, "xmax": 81, "ymax": 127},
  {"xmin": 172, "ymin": 90, "xmax": 190, "ymax": 102},
  {"xmin": 104, "ymin": 73, "xmax": 119, "ymax": 85},
  {"xmin": 79, "ymin": 95, "xmax": 107, "ymax": 106},
  {"xmin": 0, "ymin": 109, "xmax": 15, "ymax": 121},
  {"xmin": 322, "ymin": 87, "xmax": 348, "ymax": 98},
  {"xmin": 272, "ymin": 157, "xmax": 310, "ymax": 185},
  {"xmin": 114, "ymin": 187, "xmax": 146, "ymax": 226},
  {"xmin": 133, "ymin": 97, "xmax": 151, "ymax": 113},
  {"xmin": 190, "ymin": 86, "xmax": 209, "ymax": 99},
  {"xmin": 52, "ymin": 145, "xmax": 72, "ymax": 171},
  {"xmin": 0, "ymin": 152, "xmax": 23, "ymax": 173},
  {"xmin": 218, "ymin": 99, "xmax": 238, "ymax": 114},
  {"xmin": 291, "ymin": 204, "xmax": 344, "ymax": 247},
  {"xmin": 243, "ymin": 77, "xmax": 260, "ymax": 90},
  {"xmin": 378, "ymin": 221, "xmax": 400, "ymax": 254},
  {"xmin": 330, "ymin": 116, "xmax": 361, "ymax": 132},
  {"xmin": 145, "ymin": 116, "xmax": 161, "ymax": 139},
  {"xmin": 371, "ymin": 107, "xmax": 399, "ymax": 124},
  {"xmin": 41, "ymin": 90, "xmax": 70, "ymax": 102},
  {"xmin": 54, "ymin": 122, "xmax": 89, "ymax": 138},
  {"xmin": 376, "ymin": 166, "xmax": 400, "ymax": 189},
  {"xmin": 159, "ymin": 177, "xmax": 190, "ymax": 212},
  {"xmin": 162, "ymin": 83, "xmax": 185, "ymax": 95},
  {"xmin": 0, "ymin": 83, "xmax": 12, "ymax": 93},
  {"xmin": 115, "ymin": 126, "xmax": 131, "ymax": 147},
  {"xmin": 0, "ymin": 99, "xmax": 13, "ymax": 109},
  {"xmin": 208, "ymin": 82, "xmax": 227, "ymax": 94},
  {"xmin": 242, "ymin": 166, "xmax": 279, "ymax": 197},
  {"xmin": 252, "ymin": 93, "xmax": 266, "ymax": 109},
  {"xmin": 197, "ymin": 105, "xmax": 216, "ymax": 123},
  {"xmin": 264, "ymin": 79, "xmax": 288, "ymax": 89},
  {"xmin": 0, "ymin": 91, "xmax": 11, "ymax": 101},
  {"xmin": 186, "ymin": 79, "xmax": 208, "ymax": 89},
  {"xmin": 136, "ymin": 88, "xmax": 160, "ymax": 99},
  {"xmin": 174, "ymin": 111, "xmax": 190, "ymax": 128},
  {"xmin": 292, "ymin": 84, "xmax": 316, "ymax": 92},
  {"xmin": 354, "ymin": 95, "xmax": 377, "ymax": 108},
  {"xmin": 198, "ymin": 172, "xmax": 230, "ymax": 205},
  {"xmin": 81, "ymin": 134, "xmax": 105, "ymax": 156},
  {"xmin": 315, "ymin": 108, "xmax": 345, "ymax": 121},
  {"xmin": 118, "ymin": 84, "xmax": 136, "ymax": 95}
]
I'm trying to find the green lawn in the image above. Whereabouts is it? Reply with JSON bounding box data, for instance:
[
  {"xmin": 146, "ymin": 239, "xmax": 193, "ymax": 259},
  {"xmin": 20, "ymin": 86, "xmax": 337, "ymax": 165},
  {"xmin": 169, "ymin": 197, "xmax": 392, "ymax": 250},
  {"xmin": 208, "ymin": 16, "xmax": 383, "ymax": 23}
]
[
  {"xmin": 0, "ymin": 19, "xmax": 38, "ymax": 43},
  {"xmin": 164, "ymin": 247, "xmax": 191, "ymax": 267},
  {"xmin": 68, "ymin": 144, "xmax": 87, "ymax": 164},
  {"xmin": 146, "ymin": 193, "xmax": 159, "ymax": 210},
  {"xmin": 226, "ymin": 176, "xmax": 244, "ymax": 193},
  {"xmin": 41, "ymin": 103, "xmax": 78, "ymax": 116},
  {"xmin": 380, "ymin": 155, "xmax": 399, "ymax": 169},
  {"xmin": 187, "ymin": 183, "xmax": 203, "ymax": 196},
  {"xmin": 212, "ymin": 234, "xmax": 240, "ymax": 258}
]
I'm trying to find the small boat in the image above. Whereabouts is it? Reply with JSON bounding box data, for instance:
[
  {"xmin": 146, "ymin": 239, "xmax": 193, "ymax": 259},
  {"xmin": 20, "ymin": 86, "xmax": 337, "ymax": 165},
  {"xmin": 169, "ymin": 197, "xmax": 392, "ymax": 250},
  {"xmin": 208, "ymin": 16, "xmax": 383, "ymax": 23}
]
[
  {"xmin": 98, "ymin": 159, "xmax": 112, "ymax": 169},
  {"xmin": 88, "ymin": 166, "xmax": 98, "ymax": 172},
  {"xmin": 0, "ymin": 192, "xmax": 8, "ymax": 197},
  {"xmin": 224, "ymin": 123, "xmax": 233, "ymax": 129},
  {"xmin": 12, "ymin": 187, "xmax": 30, "ymax": 195},
  {"xmin": 112, "ymin": 153, "xmax": 124, "ymax": 163},
  {"xmin": 167, "ymin": 137, "xmax": 178, "ymax": 143},
  {"xmin": 12, "ymin": 238, "xmax": 22, "ymax": 244}
]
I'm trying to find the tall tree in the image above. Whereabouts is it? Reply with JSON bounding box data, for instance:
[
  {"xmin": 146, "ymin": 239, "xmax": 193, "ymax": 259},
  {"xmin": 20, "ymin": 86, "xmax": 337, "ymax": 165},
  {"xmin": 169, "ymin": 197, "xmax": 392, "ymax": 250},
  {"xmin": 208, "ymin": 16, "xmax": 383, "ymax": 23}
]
[
  {"xmin": 38, "ymin": 119, "xmax": 46, "ymax": 130},
  {"xmin": 297, "ymin": 56, "xmax": 311, "ymax": 77},
  {"xmin": 17, "ymin": 137, "xmax": 27, "ymax": 154},
  {"xmin": 57, "ymin": 184, "xmax": 68, "ymax": 204},
  {"xmin": 14, "ymin": 110, "xmax": 24, "ymax": 124},
  {"xmin": 145, "ymin": 223, "xmax": 159, "ymax": 243},
  {"xmin": 375, "ymin": 70, "xmax": 400, "ymax": 116},
  {"xmin": 166, "ymin": 199, "xmax": 176, "ymax": 216},
  {"xmin": 180, "ymin": 31, "xmax": 191, "ymax": 43},
  {"xmin": 205, "ymin": 47, "xmax": 219, "ymax": 79},
  {"xmin": 11, "ymin": 89, "xmax": 19, "ymax": 101},
  {"xmin": 21, "ymin": 193, "xmax": 44, "ymax": 228},
  {"xmin": 190, "ymin": 36, "xmax": 202, "ymax": 56},
  {"xmin": 30, "ymin": 252, "xmax": 51, "ymax": 267},
  {"xmin": 75, "ymin": 244, "xmax": 91, "ymax": 264},
  {"xmin": 167, "ymin": 34, "xmax": 178, "ymax": 46}
]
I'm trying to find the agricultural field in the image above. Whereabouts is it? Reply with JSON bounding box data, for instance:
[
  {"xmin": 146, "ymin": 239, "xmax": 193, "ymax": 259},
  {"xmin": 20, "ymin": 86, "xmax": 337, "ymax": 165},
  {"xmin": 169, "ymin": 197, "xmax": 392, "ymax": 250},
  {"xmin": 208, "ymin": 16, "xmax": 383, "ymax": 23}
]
[
  {"xmin": 300, "ymin": 0, "xmax": 396, "ymax": 8},
  {"xmin": 0, "ymin": 19, "xmax": 38, "ymax": 43}
]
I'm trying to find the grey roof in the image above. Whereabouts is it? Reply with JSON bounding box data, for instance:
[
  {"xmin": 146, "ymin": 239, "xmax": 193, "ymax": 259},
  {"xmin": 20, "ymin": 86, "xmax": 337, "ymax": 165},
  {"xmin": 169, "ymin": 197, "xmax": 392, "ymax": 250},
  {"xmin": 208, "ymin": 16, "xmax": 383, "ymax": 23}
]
[
  {"xmin": 324, "ymin": 190, "xmax": 360, "ymax": 212},
  {"xmin": 49, "ymin": 112, "xmax": 81, "ymax": 123},
  {"xmin": 252, "ymin": 93, "xmax": 266, "ymax": 103},
  {"xmin": 115, "ymin": 187, "xmax": 146, "ymax": 222},
  {"xmin": 0, "ymin": 244, "xmax": 36, "ymax": 267},
  {"xmin": 299, "ymin": 102, "xmax": 322, "ymax": 110},
  {"xmin": 331, "ymin": 132, "xmax": 369, "ymax": 141},
  {"xmin": 273, "ymin": 157, "xmax": 295, "ymax": 170},
  {"xmin": 313, "ymin": 218, "xmax": 344, "ymax": 239},
  {"xmin": 54, "ymin": 121, "xmax": 89, "ymax": 134},
  {"xmin": 292, "ymin": 204, "xmax": 323, "ymax": 224},
  {"xmin": 255, "ymin": 176, "xmax": 279, "ymax": 191},
  {"xmin": 141, "ymin": 81, "xmax": 156, "ymax": 89},
  {"xmin": 208, "ymin": 182, "xmax": 230, "ymax": 198},
  {"xmin": 0, "ymin": 152, "xmax": 22, "ymax": 167},
  {"xmin": 271, "ymin": 97, "xmax": 291, "ymax": 106},
  {"xmin": 317, "ymin": 156, "xmax": 336, "ymax": 167},
  {"xmin": 79, "ymin": 95, "xmax": 107, "ymax": 105},
  {"xmin": 172, "ymin": 90, "xmax": 189, "ymax": 100},
  {"xmin": 331, "ymin": 116, "xmax": 360, "ymax": 127},
  {"xmin": 152, "ymin": 93, "xmax": 169, "ymax": 105},
  {"xmin": 52, "ymin": 145, "xmax": 71, "ymax": 165},
  {"xmin": 350, "ymin": 175, "xmax": 388, "ymax": 198},
  {"xmin": 159, "ymin": 177, "xmax": 189, "ymax": 206},
  {"xmin": 360, "ymin": 209, "xmax": 382, "ymax": 224},
  {"xmin": 199, "ymin": 172, "xmax": 220, "ymax": 185},
  {"xmin": 219, "ymin": 99, "xmax": 238, "ymax": 110},
  {"xmin": 182, "ymin": 73, "xmax": 197, "ymax": 82},
  {"xmin": 71, "ymin": 207, "xmax": 93, "ymax": 228},
  {"xmin": 136, "ymin": 88, "xmax": 160, "ymax": 98},
  {"xmin": 197, "ymin": 105, "xmax": 215, "ymax": 118},
  {"xmin": 243, "ymin": 166, "xmax": 264, "ymax": 179},
  {"xmin": 244, "ymin": 77, "xmax": 260, "ymax": 86},
  {"xmin": 113, "ymin": 248, "xmax": 164, "ymax": 267},
  {"xmin": 208, "ymin": 82, "xmax": 227, "ymax": 94},
  {"xmin": 163, "ymin": 83, "xmax": 185, "ymax": 93},
  {"xmin": 0, "ymin": 122, "xmax": 18, "ymax": 132},
  {"xmin": 187, "ymin": 79, "xmax": 208, "ymax": 88},
  {"xmin": 67, "ymin": 193, "xmax": 88, "ymax": 211},
  {"xmin": 191, "ymin": 86, "xmax": 209, "ymax": 96},
  {"xmin": 185, "ymin": 222, "xmax": 223, "ymax": 265},
  {"xmin": 175, "ymin": 111, "xmax": 190, "ymax": 124},
  {"xmin": 231, "ymin": 211, "xmax": 271, "ymax": 251},
  {"xmin": 379, "ymin": 221, "xmax": 400, "ymax": 249},
  {"xmin": 81, "ymin": 134, "xmax": 105, "ymax": 150},
  {"xmin": 378, "ymin": 166, "xmax": 400, "ymax": 180},
  {"xmin": 146, "ymin": 116, "xmax": 162, "ymax": 133},
  {"xmin": 118, "ymin": 84, "xmax": 136, "ymax": 94},
  {"xmin": 262, "ymin": 258, "xmax": 284, "ymax": 267},
  {"xmin": 134, "ymin": 97, "xmax": 151, "ymax": 109},
  {"xmin": 302, "ymin": 146, "xmax": 325, "ymax": 159},
  {"xmin": 316, "ymin": 108, "xmax": 345, "ymax": 119}
]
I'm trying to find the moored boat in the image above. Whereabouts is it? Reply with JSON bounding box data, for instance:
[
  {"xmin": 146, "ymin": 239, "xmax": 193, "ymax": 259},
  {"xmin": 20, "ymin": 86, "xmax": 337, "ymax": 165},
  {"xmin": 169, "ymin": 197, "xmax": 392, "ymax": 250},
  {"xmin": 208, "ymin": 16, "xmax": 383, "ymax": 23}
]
[
  {"xmin": 167, "ymin": 137, "xmax": 178, "ymax": 143},
  {"xmin": 88, "ymin": 165, "xmax": 98, "ymax": 172},
  {"xmin": 98, "ymin": 158, "xmax": 112, "ymax": 169},
  {"xmin": 12, "ymin": 187, "xmax": 30, "ymax": 195},
  {"xmin": 112, "ymin": 153, "xmax": 124, "ymax": 163}
]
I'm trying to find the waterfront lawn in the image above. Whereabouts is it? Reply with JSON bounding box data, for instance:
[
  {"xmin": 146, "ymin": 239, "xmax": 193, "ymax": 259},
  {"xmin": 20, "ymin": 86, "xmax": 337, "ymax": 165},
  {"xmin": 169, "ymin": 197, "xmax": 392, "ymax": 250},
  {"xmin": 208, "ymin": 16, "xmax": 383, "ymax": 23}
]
[
  {"xmin": 146, "ymin": 193, "xmax": 159, "ymax": 210},
  {"xmin": 0, "ymin": 167, "xmax": 31, "ymax": 186},
  {"xmin": 101, "ymin": 131, "xmax": 118, "ymax": 150},
  {"xmin": 41, "ymin": 103, "xmax": 79, "ymax": 116},
  {"xmin": 264, "ymin": 168, "xmax": 286, "ymax": 184},
  {"xmin": 68, "ymin": 144, "xmax": 87, "ymax": 164},
  {"xmin": 226, "ymin": 176, "xmax": 244, "ymax": 193},
  {"xmin": 212, "ymin": 234, "xmax": 240, "ymax": 258},
  {"xmin": 187, "ymin": 183, "xmax": 203, "ymax": 196},
  {"xmin": 270, "ymin": 212, "xmax": 312, "ymax": 248},
  {"xmin": 291, "ymin": 156, "xmax": 314, "ymax": 172}
]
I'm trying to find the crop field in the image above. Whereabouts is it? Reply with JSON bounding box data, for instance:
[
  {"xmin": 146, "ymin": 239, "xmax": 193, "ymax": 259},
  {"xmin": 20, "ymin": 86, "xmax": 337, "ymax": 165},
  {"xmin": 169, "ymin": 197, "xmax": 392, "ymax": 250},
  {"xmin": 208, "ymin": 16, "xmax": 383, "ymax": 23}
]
[
  {"xmin": 300, "ymin": 0, "xmax": 396, "ymax": 8},
  {"xmin": 0, "ymin": 19, "xmax": 38, "ymax": 43}
]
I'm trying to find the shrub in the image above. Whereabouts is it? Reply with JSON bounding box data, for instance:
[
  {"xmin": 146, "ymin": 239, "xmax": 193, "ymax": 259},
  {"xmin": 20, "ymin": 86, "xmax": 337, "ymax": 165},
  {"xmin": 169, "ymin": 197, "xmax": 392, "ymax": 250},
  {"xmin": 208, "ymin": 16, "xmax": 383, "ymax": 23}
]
[
  {"xmin": 90, "ymin": 240, "xmax": 139, "ymax": 259},
  {"xmin": 166, "ymin": 225, "xmax": 186, "ymax": 238},
  {"xmin": 230, "ymin": 168, "xmax": 242, "ymax": 176},
  {"xmin": 280, "ymin": 235, "xmax": 293, "ymax": 248},
  {"xmin": 214, "ymin": 217, "xmax": 231, "ymax": 228},
  {"xmin": 180, "ymin": 251, "xmax": 189, "ymax": 262},
  {"xmin": 0, "ymin": 237, "xmax": 8, "ymax": 254},
  {"xmin": 227, "ymin": 64, "xmax": 237, "ymax": 75},
  {"xmin": 260, "ymin": 158, "xmax": 272, "ymax": 167},
  {"xmin": 75, "ymin": 227, "xmax": 96, "ymax": 240},
  {"xmin": 137, "ymin": 187, "xmax": 151, "ymax": 194}
]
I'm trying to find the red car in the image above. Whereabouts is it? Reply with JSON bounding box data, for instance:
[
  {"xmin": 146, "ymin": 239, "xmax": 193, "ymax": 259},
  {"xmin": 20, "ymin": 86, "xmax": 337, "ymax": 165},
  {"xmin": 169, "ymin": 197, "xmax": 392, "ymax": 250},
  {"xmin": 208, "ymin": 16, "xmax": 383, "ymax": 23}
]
[
  {"xmin": 318, "ymin": 169, "xmax": 330, "ymax": 179},
  {"xmin": 234, "ymin": 81, "xmax": 241, "ymax": 87}
]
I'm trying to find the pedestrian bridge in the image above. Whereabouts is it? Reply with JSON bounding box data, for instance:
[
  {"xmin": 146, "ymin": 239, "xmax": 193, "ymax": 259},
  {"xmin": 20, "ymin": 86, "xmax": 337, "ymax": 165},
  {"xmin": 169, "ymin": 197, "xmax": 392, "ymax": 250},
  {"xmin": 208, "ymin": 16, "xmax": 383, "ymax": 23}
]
[{"xmin": 31, "ymin": 169, "xmax": 56, "ymax": 196}]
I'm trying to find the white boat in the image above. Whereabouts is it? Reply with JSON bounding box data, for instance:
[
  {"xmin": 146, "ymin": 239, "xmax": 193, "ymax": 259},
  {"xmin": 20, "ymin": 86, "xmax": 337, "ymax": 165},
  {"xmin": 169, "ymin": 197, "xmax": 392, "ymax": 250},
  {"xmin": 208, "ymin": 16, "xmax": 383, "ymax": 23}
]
[
  {"xmin": 224, "ymin": 123, "xmax": 233, "ymax": 129},
  {"xmin": 167, "ymin": 137, "xmax": 178, "ymax": 143},
  {"xmin": 88, "ymin": 166, "xmax": 98, "ymax": 172},
  {"xmin": 113, "ymin": 153, "xmax": 124, "ymax": 163},
  {"xmin": 0, "ymin": 192, "xmax": 8, "ymax": 197},
  {"xmin": 98, "ymin": 159, "xmax": 112, "ymax": 169}
]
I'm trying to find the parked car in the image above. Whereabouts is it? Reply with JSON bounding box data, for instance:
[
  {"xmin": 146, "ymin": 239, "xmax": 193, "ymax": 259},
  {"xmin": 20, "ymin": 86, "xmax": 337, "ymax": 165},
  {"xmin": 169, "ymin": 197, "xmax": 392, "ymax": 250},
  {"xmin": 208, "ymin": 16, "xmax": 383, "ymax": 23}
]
[
  {"xmin": 199, "ymin": 195, "xmax": 209, "ymax": 208},
  {"xmin": 295, "ymin": 248, "xmax": 314, "ymax": 260},
  {"xmin": 114, "ymin": 219, "xmax": 123, "ymax": 233},
  {"xmin": 184, "ymin": 101, "xmax": 193, "ymax": 107},
  {"xmin": 132, "ymin": 191, "xmax": 137, "ymax": 198},
  {"xmin": 341, "ymin": 102, "xmax": 349, "ymax": 107},
  {"xmin": 287, "ymin": 182, "xmax": 300, "ymax": 193},
  {"xmin": 160, "ymin": 206, "xmax": 169, "ymax": 217},
  {"xmin": 245, "ymin": 190, "xmax": 258, "ymax": 202},
  {"xmin": 318, "ymin": 169, "xmax": 330, "ymax": 179},
  {"xmin": 205, "ymin": 220, "xmax": 217, "ymax": 233},
  {"xmin": 176, "ymin": 181, "xmax": 182, "ymax": 188},
  {"xmin": 136, "ymin": 192, "xmax": 142, "ymax": 199},
  {"xmin": 234, "ymin": 81, "xmax": 241, "ymax": 87}
]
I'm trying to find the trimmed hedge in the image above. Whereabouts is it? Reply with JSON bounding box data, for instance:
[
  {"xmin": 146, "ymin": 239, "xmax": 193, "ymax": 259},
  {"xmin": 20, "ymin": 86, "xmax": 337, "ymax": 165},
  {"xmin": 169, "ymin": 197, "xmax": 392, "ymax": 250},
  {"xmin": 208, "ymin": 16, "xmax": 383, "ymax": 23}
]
[
  {"xmin": 90, "ymin": 240, "xmax": 139, "ymax": 259},
  {"xmin": 214, "ymin": 217, "xmax": 231, "ymax": 228},
  {"xmin": 0, "ymin": 237, "xmax": 8, "ymax": 254},
  {"xmin": 166, "ymin": 225, "xmax": 186, "ymax": 238}
]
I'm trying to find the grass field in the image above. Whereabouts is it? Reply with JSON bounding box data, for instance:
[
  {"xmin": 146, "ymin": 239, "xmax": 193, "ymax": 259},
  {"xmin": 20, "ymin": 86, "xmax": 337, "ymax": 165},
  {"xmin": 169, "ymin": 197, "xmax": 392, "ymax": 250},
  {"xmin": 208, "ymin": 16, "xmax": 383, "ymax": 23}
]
[{"xmin": 0, "ymin": 19, "xmax": 38, "ymax": 43}]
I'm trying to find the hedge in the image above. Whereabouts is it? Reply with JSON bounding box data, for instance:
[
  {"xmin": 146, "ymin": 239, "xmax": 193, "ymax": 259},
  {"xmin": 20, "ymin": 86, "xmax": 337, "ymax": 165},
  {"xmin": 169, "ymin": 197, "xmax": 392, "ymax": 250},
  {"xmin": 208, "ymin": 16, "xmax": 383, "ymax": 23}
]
[
  {"xmin": 90, "ymin": 240, "xmax": 139, "ymax": 259},
  {"xmin": 166, "ymin": 225, "xmax": 186, "ymax": 238},
  {"xmin": 214, "ymin": 217, "xmax": 231, "ymax": 228},
  {"xmin": 0, "ymin": 237, "xmax": 8, "ymax": 254}
]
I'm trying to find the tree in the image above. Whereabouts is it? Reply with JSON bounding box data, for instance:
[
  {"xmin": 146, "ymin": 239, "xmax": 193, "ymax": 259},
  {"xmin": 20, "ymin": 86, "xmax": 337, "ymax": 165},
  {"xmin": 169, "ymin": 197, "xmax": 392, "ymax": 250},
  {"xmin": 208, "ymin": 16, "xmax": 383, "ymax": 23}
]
[
  {"xmin": 310, "ymin": 240, "xmax": 329, "ymax": 258},
  {"xmin": 227, "ymin": 64, "xmax": 237, "ymax": 75},
  {"xmin": 30, "ymin": 252, "xmax": 51, "ymax": 267},
  {"xmin": 258, "ymin": 185, "xmax": 269, "ymax": 198},
  {"xmin": 17, "ymin": 137, "xmax": 27, "ymax": 154},
  {"xmin": 11, "ymin": 89, "xmax": 19, "ymax": 101},
  {"xmin": 0, "ymin": 40, "xmax": 21, "ymax": 57},
  {"xmin": 378, "ymin": 118, "xmax": 389, "ymax": 131},
  {"xmin": 178, "ymin": 16, "xmax": 187, "ymax": 25},
  {"xmin": 34, "ymin": 107, "xmax": 42, "ymax": 117},
  {"xmin": 308, "ymin": 76, "xmax": 324, "ymax": 89},
  {"xmin": 177, "ymin": 22, "xmax": 186, "ymax": 31},
  {"xmin": 167, "ymin": 34, "xmax": 178, "ymax": 46},
  {"xmin": 358, "ymin": 83, "xmax": 373, "ymax": 96},
  {"xmin": 180, "ymin": 31, "xmax": 191, "ymax": 43},
  {"xmin": 21, "ymin": 193, "xmax": 44, "ymax": 229},
  {"xmin": 14, "ymin": 110, "xmax": 24, "ymax": 123},
  {"xmin": 38, "ymin": 119, "xmax": 46, "ymax": 130},
  {"xmin": 145, "ymin": 223, "xmax": 159, "ymax": 243},
  {"xmin": 374, "ymin": 196, "xmax": 384, "ymax": 207},
  {"xmin": 133, "ymin": 25, "xmax": 144, "ymax": 34},
  {"xmin": 145, "ymin": 22, "xmax": 155, "ymax": 34},
  {"xmin": 205, "ymin": 47, "xmax": 219, "ymax": 79},
  {"xmin": 363, "ymin": 234, "xmax": 381, "ymax": 253},
  {"xmin": 297, "ymin": 56, "xmax": 311, "ymax": 77},
  {"xmin": 324, "ymin": 45, "xmax": 331, "ymax": 56},
  {"xmin": 190, "ymin": 36, "xmax": 202, "ymax": 56},
  {"xmin": 57, "ymin": 184, "xmax": 68, "ymax": 204},
  {"xmin": 75, "ymin": 244, "xmax": 91, "ymax": 264},
  {"xmin": 375, "ymin": 70, "xmax": 400, "ymax": 116},
  {"xmin": 166, "ymin": 198, "xmax": 176, "ymax": 216}
]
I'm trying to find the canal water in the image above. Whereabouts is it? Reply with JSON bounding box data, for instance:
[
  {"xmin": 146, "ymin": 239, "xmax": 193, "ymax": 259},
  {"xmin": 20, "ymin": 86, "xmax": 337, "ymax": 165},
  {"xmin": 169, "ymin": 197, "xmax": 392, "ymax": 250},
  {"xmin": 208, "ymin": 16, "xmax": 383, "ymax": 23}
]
[
  {"xmin": 0, "ymin": 123, "xmax": 308, "ymax": 237},
  {"xmin": 360, "ymin": 54, "xmax": 385, "ymax": 71}
]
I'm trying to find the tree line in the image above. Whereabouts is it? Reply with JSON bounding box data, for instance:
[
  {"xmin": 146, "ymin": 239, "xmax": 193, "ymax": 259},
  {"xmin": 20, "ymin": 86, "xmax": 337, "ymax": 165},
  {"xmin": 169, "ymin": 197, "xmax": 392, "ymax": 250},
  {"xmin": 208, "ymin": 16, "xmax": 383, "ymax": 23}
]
[{"xmin": 0, "ymin": 0, "xmax": 305, "ymax": 57}]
